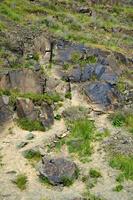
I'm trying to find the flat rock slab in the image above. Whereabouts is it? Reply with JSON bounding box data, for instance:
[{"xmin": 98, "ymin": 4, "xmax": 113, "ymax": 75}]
[
  {"xmin": 39, "ymin": 157, "xmax": 78, "ymax": 186},
  {"xmin": 84, "ymin": 82, "xmax": 117, "ymax": 107},
  {"xmin": 0, "ymin": 69, "xmax": 45, "ymax": 94}
]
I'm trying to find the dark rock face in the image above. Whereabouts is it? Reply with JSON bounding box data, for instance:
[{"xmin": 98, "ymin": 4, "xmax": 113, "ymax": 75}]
[
  {"xmin": 0, "ymin": 69, "xmax": 45, "ymax": 94},
  {"xmin": 39, "ymin": 157, "xmax": 78, "ymax": 185},
  {"xmin": 39, "ymin": 103, "xmax": 54, "ymax": 127},
  {"xmin": 69, "ymin": 65, "xmax": 95, "ymax": 83},
  {"xmin": 69, "ymin": 67, "xmax": 82, "ymax": 82},
  {"xmin": 16, "ymin": 98, "xmax": 38, "ymax": 121},
  {"xmin": 0, "ymin": 96, "xmax": 13, "ymax": 124},
  {"xmin": 84, "ymin": 82, "xmax": 117, "ymax": 107},
  {"xmin": 8, "ymin": 69, "xmax": 44, "ymax": 93}
]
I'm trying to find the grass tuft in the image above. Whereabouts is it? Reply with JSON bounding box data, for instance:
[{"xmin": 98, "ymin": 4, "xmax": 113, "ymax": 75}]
[
  {"xmin": 17, "ymin": 118, "xmax": 45, "ymax": 132},
  {"xmin": 110, "ymin": 112, "xmax": 133, "ymax": 133},
  {"xmin": 110, "ymin": 155, "xmax": 133, "ymax": 181},
  {"xmin": 12, "ymin": 174, "xmax": 28, "ymax": 190},
  {"xmin": 89, "ymin": 169, "xmax": 102, "ymax": 178}
]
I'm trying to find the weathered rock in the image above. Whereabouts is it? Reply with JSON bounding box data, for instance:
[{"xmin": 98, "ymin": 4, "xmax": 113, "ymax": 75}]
[
  {"xmin": 16, "ymin": 98, "xmax": 38, "ymax": 120},
  {"xmin": 84, "ymin": 82, "xmax": 118, "ymax": 107},
  {"xmin": 0, "ymin": 96, "xmax": 13, "ymax": 124},
  {"xmin": 9, "ymin": 69, "xmax": 45, "ymax": 93},
  {"xmin": 0, "ymin": 69, "xmax": 45, "ymax": 94},
  {"xmin": 69, "ymin": 65, "xmax": 95, "ymax": 82},
  {"xmin": 99, "ymin": 67, "xmax": 117, "ymax": 85},
  {"xmin": 26, "ymin": 132, "xmax": 35, "ymax": 140},
  {"xmin": 39, "ymin": 103, "xmax": 54, "ymax": 127},
  {"xmin": 69, "ymin": 66, "xmax": 82, "ymax": 82},
  {"xmin": 16, "ymin": 141, "xmax": 28, "ymax": 149},
  {"xmin": 95, "ymin": 64, "xmax": 106, "ymax": 78},
  {"xmin": 39, "ymin": 157, "xmax": 78, "ymax": 185},
  {"xmin": 46, "ymin": 77, "xmax": 60, "ymax": 92},
  {"xmin": 81, "ymin": 65, "xmax": 94, "ymax": 82}
]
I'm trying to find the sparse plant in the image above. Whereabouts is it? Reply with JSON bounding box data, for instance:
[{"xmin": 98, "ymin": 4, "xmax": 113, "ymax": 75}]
[
  {"xmin": 23, "ymin": 149, "xmax": 41, "ymax": 162},
  {"xmin": 89, "ymin": 169, "xmax": 102, "ymax": 178},
  {"xmin": 113, "ymin": 184, "xmax": 123, "ymax": 192},
  {"xmin": 12, "ymin": 174, "xmax": 28, "ymax": 190}
]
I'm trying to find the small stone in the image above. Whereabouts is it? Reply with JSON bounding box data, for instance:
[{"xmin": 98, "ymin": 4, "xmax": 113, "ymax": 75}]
[
  {"xmin": 16, "ymin": 141, "xmax": 28, "ymax": 149},
  {"xmin": 26, "ymin": 132, "xmax": 35, "ymax": 140}
]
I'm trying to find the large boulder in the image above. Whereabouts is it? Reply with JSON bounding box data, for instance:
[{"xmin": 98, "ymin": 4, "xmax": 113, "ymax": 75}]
[
  {"xmin": 0, "ymin": 69, "xmax": 45, "ymax": 94},
  {"xmin": 0, "ymin": 96, "xmax": 13, "ymax": 124},
  {"xmin": 39, "ymin": 157, "xmax": 78, "ymax": 185},
  {"xmin": 84, "ymin": 82, "xmax": 118, "ymax": 107},
  {"xmin": 16, "ymin": 98, "xmax": 38, "ymax": 120}
]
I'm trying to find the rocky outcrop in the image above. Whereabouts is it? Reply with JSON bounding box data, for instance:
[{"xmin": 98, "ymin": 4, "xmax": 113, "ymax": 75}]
[
  {"xmin": 0, "ymin": 69, "xmax": 45, "ymax": 94},
  {"xmin": 0, "ymin": 96, "xmax": 13, "ymax": 124},
  {"xmin": 84, "ymin": 82, "xmax": 118, "ymax": 108},
  {"xmin": 39, "ymin": 157, "xmax": 78, "ymax": 185},
  {"xmin": 16, "ymin": 98, "xmax": 38, "ymax": 121}
]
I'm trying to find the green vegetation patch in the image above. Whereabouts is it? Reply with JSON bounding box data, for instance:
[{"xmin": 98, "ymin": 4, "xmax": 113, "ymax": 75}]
[
  {"xmin": 12, "ymin": 174, "xmax": 28, "ymax": 190},
  {"xmin": 0, "ymin": 90, "xmax": 62, "ymax": 105},
  {"xmin": 110, "ymin": 155, "xmax": 133, "ymax": 181},
  {"xmin": 113, "ymin": 184, "xmax": 123, "ymax": 192},
  {"xmin": 55, "ymin": 118, "xmax": 95, "ymax": 162},
  {"xmin": 17, "ymin": 118, "xmax": 45, "ymax": 132},
  {"xmin": 23, "ymin": 149, "xmax": 41, "ymax": 161},
  {"xmin": 110, "ymin": 112, "xmax": 133, "ymax": 133},
  {"xmin": 89, "ymin": 169, "xmax": 102, "ymax": 178}
]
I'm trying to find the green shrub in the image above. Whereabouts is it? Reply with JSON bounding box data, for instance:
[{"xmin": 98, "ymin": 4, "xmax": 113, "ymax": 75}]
[
  {"xmin": 12, "ymin": 174, "xmax": 28, "ymax": 190},
  {"xmin": 111, "ymin": 113, "xmax": 125, "ymax": 127},
  {"xmin": 67, "ymin": 119, "xmax": 95, "ymax": 160},
  {"xmin": 54, "ymin": 114, "xmax": 62, "ymax": 120},
  {"xmin": 23, "ymin": 149, "xmax": 41, "ymax": 163},
  {"xmin": 65, "ymin": 91, "xmax": 72, "ymax": 99},
  {"xmin": 113, "ymin": 184, "xmax": 123, "ymax": 192},
  {"xmin": 17, "ymin": 118, "xmax": 45, "ymax": 131},
  {"xmin": 110, "ymin": 155, "xmax": 133, "ymax": 181},
  {"xmin": 110, "ymin": 112, "xmax": 133, "ymax": 133},
  {"xmin": 89, "ymin": 169, "xmax": 102, "ymax": 178},
  {"xmin": 60, "ymin": 176, "xmax": 74, "ymax": 186}
]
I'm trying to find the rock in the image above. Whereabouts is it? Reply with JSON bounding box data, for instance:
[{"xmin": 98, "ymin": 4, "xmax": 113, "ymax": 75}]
[
  {"xmin": 81, "ymin": 65, "xmax": 94, "ymax": 82},
  {"xmin": 69, "ymin": 66, "xmax": 82, "ymax": 82},
  {"xmin": 16, "ymin": 98, "xmax": 38, "ymax": 121},
  {"xmin": 99, "ymin": 66, "xmax": 117, "ymax": 85},
  {"xmin": 39, "ymin": 157, "xmax": 78, "ymax": 185},
  {"xmin": 77, "ymin": 7, "xmax": 92, "ymax": 14},
  {"xmin": 0, "ymin": 96, "xmax": 13, "ymax": 124},
  {"xmin": 39, "ymin": 103, "xmax": 54, "ymax": 127},
  {"xmin": 16, "ymin": 141, "xmax": 28, "ymax": 149},
  {"xmin": 0, "ymin": 69, "xmax": 45, "ymax": 94},
  {"xmin": 84, "ymin": 82, "xmax": 117, "ymax": 107},
  {"xmin": 95, "ymin": 64, "xmax": 106, "ymax": 78},
  {"xmin": 46, "ymin": 77, "xmax": 60, "ymax": 92},
  {"xmin": 69, "ymin": 65, "xmax": 95, "ymax": 82},
  {"xmin": 26, "ymin": 132, "xmax": 35, "ymax": 140}
]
